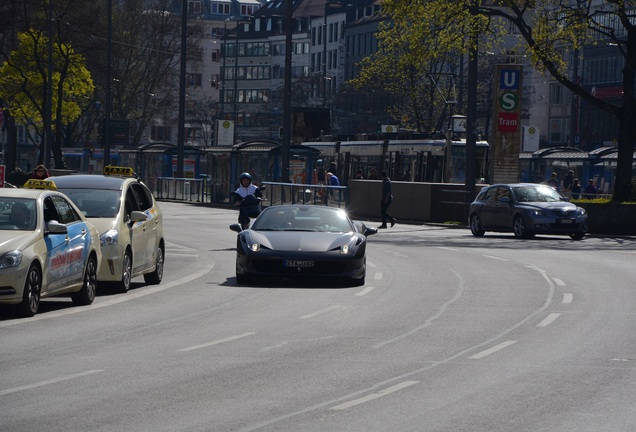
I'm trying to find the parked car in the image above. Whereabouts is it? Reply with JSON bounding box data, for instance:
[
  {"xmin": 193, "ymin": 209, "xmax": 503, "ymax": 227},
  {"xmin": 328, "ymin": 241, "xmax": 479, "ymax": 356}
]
[
  {"xmin": 49, "ymin": 166, "xmax": 164, "ymax": 292},
  {"xmin": 0, "ymin": 179, "xmax": 101, "ymax": 316},
  {"xmin": 230, "ymin": 204, "xmax": 377, "ymax": 285},
  {"xmin": 468, "ymin": 183, "xmax": 588, "ymax": 240}
]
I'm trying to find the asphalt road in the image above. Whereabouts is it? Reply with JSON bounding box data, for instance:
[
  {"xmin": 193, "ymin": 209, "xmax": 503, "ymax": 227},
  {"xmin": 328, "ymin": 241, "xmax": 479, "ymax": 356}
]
[{"xmin": 2, "ymin": 201, "xmax": 636, "ymax": 432}]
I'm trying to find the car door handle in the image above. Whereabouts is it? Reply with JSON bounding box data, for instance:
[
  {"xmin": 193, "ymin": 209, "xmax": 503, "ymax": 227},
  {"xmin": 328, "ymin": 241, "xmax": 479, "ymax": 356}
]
[
  {"xmin": 65, "ymin": 236, "xmax": 71, "ymax": 243},
  {"xmin": 81, "ymin": 228, "xmax": 87, "ymax": 237}
]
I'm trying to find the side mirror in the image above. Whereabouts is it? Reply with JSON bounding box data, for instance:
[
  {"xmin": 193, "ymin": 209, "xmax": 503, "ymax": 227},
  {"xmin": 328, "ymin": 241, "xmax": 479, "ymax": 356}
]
[
  {"xmin": 230, "ymin": 223, "xmax": 243, "ymax": 233},
  {"xmin": 500, "ymin": 196, "xmax": 511, "ymax": 204},
  {"xmin": 46, "ymin": 220, "xmax": 68, "ymax": 235},
  {"xmin": 130, "ymin": 211, "xmax": 148, "ymax": 222},
  {"xmin": 365, "ymin": 226, "xmax": 378, "ymax": 237}
]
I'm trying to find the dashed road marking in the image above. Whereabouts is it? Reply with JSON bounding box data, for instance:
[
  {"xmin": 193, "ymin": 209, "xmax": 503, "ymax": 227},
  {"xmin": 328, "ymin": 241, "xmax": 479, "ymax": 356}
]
[
  {"xmin": 356, "ymin": 286, "xmax": 375, "ymax": 297},
  {"xmin": 0, "ymin": 369, "xmax": 104, "ymax": 396},
  {"xmin": 178, "ymin": 332, "xmax": 256, "ymax": 352},
  {"xmin": 537, "ymin": 313, "xmax": 561, "ymax": 327},
  {"xmin": 330, "ymin": 381, "xmax": 419, "ymax": 410},
  {"xmin": 563, "ymin": 293, "xmax": 573, "ymax": 304},
  {"xmin": 469, "ymin": 340, "xmax": 517, "ymax": 359},
  {"xmin": 374, "ymin": 272, "xmax": 383, "ymax": 280},
  {"xmin": 299, "ymin": 305, "xmax": 345, "ymax": 320},
  {"xmin": 482, "ymin": 254, "xmax": 509, "ymax": 261}
]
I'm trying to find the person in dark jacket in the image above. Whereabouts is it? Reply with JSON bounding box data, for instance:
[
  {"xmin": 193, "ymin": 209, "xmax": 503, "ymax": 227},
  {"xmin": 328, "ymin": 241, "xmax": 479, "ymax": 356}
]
[
  {"xmin": 583, "ymin": 179, "xmax": 597, "ymax": 199},
  {"xmin": 379, "ymin": 171, "xmax": 396, "ymax": 228},
  {"xmin": 570, "ymin": 178, "xmax": 581, "ymax": 199}
]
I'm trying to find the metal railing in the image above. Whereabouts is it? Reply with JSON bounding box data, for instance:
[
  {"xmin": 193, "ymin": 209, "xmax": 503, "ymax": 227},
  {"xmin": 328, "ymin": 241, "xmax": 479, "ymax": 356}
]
[
  {"xmin": 157, "ymin": 177, "xmax": 208, "ymax": 202},
  {"xmin": 262, "ymin": 182, "xmax": 347, "ymax": 208}
]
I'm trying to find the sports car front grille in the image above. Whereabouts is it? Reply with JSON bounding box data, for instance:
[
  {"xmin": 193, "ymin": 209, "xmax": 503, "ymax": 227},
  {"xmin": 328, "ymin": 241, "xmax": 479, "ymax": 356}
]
[{"xmin": 253, "ymin": 259, "xmax": 347, "ymax": 274}]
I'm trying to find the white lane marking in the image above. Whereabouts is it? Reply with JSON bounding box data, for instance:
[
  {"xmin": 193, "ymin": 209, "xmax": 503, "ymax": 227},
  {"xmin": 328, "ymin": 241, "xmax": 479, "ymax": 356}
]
[
  {"xmin": 178, "ymin": 332, "xmax": 256, "ymax": 352},
  {"xmin": 482, "ymin": 254, "xmax": 509, "ymax": 261},
  {"xmin": 537, "ymin": 313, "xmax": 561, "ymax": 327},
  {"xmin": 374, "ymin": 272, "xmax": 383, "ymax": 280},
  {"xmin": 0, "ymin": 263, "xmax": 214, "ymax": 328},
  {"xmin": 330, "ymin": 381, "xmax": 419, "ymax": 411},
  {"xmin": 468, "ymin": 340, "xmax": 517, "ymax": 359},
  {"xmin": 373, "ymin": 268, "xmax": 464, "ymax": 349},
  {"xmin": 0, "ymin": 369, "xmax": 104, "ymax": 397},
  {"xmin": 552, "ymin": 278, "xmax": 566, "ymax": 287},
  {"xmin": 437, "ymin": 247, "xmax": 459, "ymax": 251},
  {"xmin": 356, "ymin": 286, "xmax": 375, "ymax": 297},
  {"xmin": 563, "ymin": 293, "xmax": 573, "ymax": 304},
  {"xmin": 367, "ymin": 261, "xmax": 377, "ymax": 268},
  {"xmin": 299, "ymin": 305, "xmax": 345, "ymax": 320}
]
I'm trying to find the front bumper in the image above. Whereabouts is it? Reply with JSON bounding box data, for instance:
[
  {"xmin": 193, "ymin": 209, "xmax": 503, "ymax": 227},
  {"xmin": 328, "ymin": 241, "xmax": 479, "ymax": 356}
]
[{"xmin": 97, "ymin": 244, "xmax": 126, "ymax": 282}]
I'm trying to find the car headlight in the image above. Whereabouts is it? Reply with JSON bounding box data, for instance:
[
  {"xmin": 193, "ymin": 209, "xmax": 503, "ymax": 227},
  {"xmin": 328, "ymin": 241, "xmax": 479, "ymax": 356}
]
[
  {"xmin": 0, "ymin": 250, "xmax": 22, "ymax": 269},
  {"xmin": 248, "ymin": 241, "xmax": 260, "ymax": 252},
  {"xmin": 578, "ymin": 207, "xmax": 587, "ymax": 216},
  {"xmin": 100, "ymin": 229, "xmax": 119, "ymax": 246},
  {"xmin": 529, "ymin": 209, "xmax": 544, "ymax": 217},
  {"xmin": 340, "ymin": 239, "xmax": 357, "ymax": 255}
]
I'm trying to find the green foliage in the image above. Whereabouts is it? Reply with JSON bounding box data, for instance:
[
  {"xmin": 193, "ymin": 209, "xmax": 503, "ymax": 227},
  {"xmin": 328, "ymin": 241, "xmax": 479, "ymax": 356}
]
[
  {"xmin": 0, "ymin": 30, "xmax": 94, "ymax": 132},
  {"xmin": 348, "ymin": 0, "xmax": 501, "ymax": 131}
]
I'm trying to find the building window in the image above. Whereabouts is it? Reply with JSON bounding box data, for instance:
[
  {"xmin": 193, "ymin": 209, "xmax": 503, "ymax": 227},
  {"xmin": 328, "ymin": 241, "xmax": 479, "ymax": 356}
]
[
  {"xmin": 151, "ymin": 126, "xmax": 171, "ymax": 141},
  {"xmin": 211, "ymin": 2, "xmax": 230, "ymax": 15},
  {"xmin": 549, "ymin": 118, "xmax": 563, "ymax": 143},
  {"xmin": 187, "ymin": 73, "xmax": 202, "ymax": 87},
  {"xmin": 549, "ymin": 84, "xmax": 562, "ymax": 105},
  {"xmin": 188, "ymin": 1, "xmax": 201, "ymax": 13}
]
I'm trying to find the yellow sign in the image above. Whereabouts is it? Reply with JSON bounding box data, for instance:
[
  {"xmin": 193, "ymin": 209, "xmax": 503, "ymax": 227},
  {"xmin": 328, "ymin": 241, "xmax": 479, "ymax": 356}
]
[
  {"xmin": 24, "ymin": 179, "xmax": 57, "ymax": 190},
  {"xmin": 104, "ymin": 166, "xmax": 135, "ymax": 177}
]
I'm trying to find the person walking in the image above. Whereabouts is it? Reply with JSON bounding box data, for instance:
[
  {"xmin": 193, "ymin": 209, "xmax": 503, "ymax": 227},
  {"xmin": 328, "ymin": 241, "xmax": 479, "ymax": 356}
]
[
  {"xmin": 325, "ymin": 171, "xmax": 340, "ymax": 203},
  {"xmin": 571, "ymin": 178, "xmax": 581, "ymax": 199},
  {"xmin": 378, "ymin": 171, "xmax": 396, "ymax": 229}
]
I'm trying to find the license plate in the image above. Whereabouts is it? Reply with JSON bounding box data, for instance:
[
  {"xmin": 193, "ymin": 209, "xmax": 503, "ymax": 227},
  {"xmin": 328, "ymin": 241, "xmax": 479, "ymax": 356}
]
[
  {"xmin": 285, "ymin": 260, "xmax": 314, "ymax": 268},
  {"xmin": 560, "ymin": 219, "xmax": 573, "ymax": 224}
]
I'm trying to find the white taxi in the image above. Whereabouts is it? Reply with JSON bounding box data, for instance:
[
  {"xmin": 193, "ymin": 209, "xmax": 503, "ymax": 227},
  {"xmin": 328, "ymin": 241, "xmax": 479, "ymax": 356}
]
[
  {"xmin": 49, "ymin": 167, "xmax": 164, "ymax": 292},
  {"xmin": 0, "ymin": 179, "xmax": 102, "ymax": 317}
]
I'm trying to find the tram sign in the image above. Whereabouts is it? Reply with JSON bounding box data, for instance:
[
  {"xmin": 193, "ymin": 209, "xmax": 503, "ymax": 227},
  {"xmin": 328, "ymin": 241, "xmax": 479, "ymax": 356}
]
[{"xmin": 491, "ymin": 64, "xmax": 523, "ymax": 183}]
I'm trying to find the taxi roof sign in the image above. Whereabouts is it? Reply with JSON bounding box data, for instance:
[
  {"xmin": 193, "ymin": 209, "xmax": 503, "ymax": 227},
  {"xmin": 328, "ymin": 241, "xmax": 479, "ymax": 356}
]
[
  {"xmin": 24, "ymin": 179, "xmax": 57, "ymax": 190},
  {"xmin": 104, "ymin": 166, "xmax": 135, "ymax": 177}
]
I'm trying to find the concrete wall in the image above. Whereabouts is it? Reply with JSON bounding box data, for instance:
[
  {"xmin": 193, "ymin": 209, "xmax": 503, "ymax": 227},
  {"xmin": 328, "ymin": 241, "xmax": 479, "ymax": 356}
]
[{"xmin": 347, "ymin": 180, "xmax": 485, "ymax": 224}]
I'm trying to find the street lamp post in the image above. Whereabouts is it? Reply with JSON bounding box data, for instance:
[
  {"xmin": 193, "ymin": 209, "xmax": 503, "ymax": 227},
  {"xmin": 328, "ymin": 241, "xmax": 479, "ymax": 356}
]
[
  {"xmin": 282, "ymin": 0, "xmax": 293, "ymax": 182},
  {"xmin": 175, "ymin": 0, "xmax": 187, "ymax": 178},
  {"xmin": 220, "ymin": 18, "xmax": 230, "ymax": 119},
  {"xmin": 233, "ymin": 21, "xmax": 241, "ymax": 144}
]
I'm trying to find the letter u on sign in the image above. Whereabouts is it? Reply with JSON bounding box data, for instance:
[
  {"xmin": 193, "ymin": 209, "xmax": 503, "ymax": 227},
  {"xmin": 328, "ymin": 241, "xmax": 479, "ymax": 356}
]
[{"xmin": 500, "ymin": 70, "xmax": 520, "ymax": 90}]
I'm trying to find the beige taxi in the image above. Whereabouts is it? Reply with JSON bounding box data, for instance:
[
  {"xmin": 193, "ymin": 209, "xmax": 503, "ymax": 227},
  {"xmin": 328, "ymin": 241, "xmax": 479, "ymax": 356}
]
[
  {"xmin": 50, "ymin": 167, "xmax": 164, "ymax": 292},
  {"xmin": 0, "ymin": 179, "xmax": 101, "ymax": 316}
]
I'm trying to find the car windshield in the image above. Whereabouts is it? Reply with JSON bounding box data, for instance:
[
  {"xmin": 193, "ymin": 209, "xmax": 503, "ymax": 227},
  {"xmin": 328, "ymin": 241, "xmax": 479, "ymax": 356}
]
[
  {"xmin": 56, "ymin": 189, "xmax": 121, "ymax": 218},
  {"xmin": 0, "ymin": 198, "xmax": 37, "ymax": 230},
  {"xmin": 252, "ymin": 207, "xmax": 353, "ymax": 233},
  {"xmin": 512, "ymin": 185, "xmax": 563, "ymax": 203}
]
